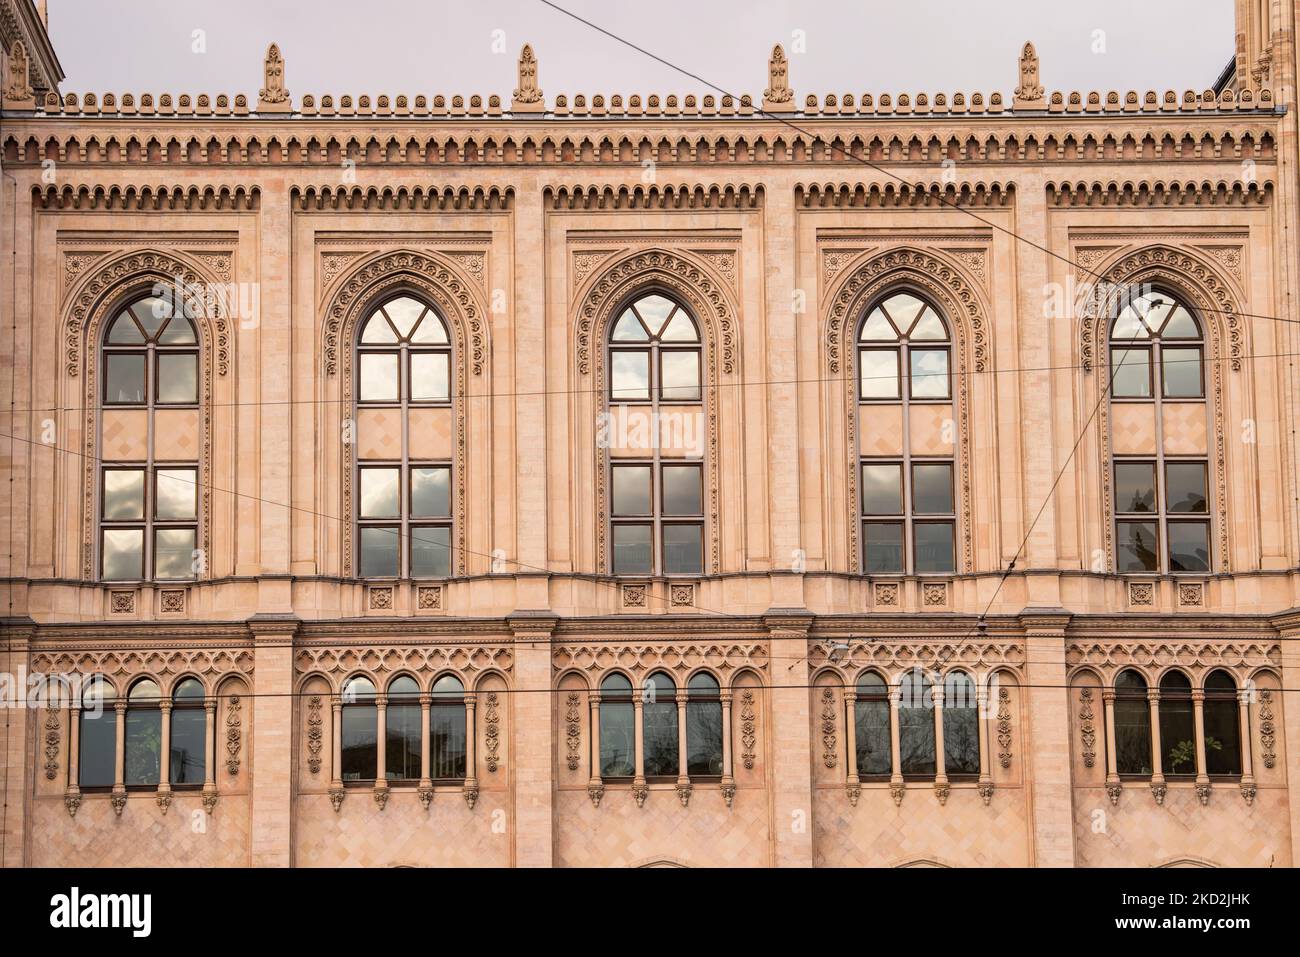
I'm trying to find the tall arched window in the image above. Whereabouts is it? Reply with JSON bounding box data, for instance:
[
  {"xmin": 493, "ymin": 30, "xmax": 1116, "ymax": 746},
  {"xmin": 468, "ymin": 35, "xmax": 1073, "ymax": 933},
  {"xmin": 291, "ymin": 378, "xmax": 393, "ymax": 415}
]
[
  {"xmin": 169, "ymin": 678, "xmax": 206, "ymax": 786},
  {"xmin": 686, "ymin": 673, "xmax": 723, "ymax": 777},
  {"xmin": 1114, "ymin": 669, "xmax": 1152, "ymax": 776},
  {"xmin": 897, "ymin": 669, "xmax": 936, "ymax": 777},
  {"xmin": 599, "ymin": 674, "xmax": 635, "ymax": 778},
  {"xmin": 1203, "ymin": 670, "xmax": 1241, "ymax": 776},
  {"xmin": 78, "ymin": 676, "xmax": 116, "ymax": 789},
  {"xmin": 858, "ymin": 291, "xmax": 955, "ymax": 574},
  {"xmin": 124, "ymin": 678, "xmax": 162, "ymax": 788},
  {"xmin": 942, "ymin": 671, "xmax": 980, "ymax": 777},
  {"xmin": 341, "ymin": 676, "xmax": 378, "ymax": 782},
  {"xmin": 1110, "ymin": 291, "xmax": 1209, "ymax": 573},
  {"xmin": 607, "ymin": 292, "xmax": 704, "ymax": 576},
  {"xmin": 355, "ymin": 295, "xmax": 453, "ymax": 579},
  {"xmin": 385, "ymin": 676, "xmax": 421, "ymax": 781},
  {"xmin": 1158, "ymin": 670, "xmax": 1196, "ymax": 777},
  {"xmin": 642, "ymin": 672, "xmax": 678, "ymax": 777},
  {"xmin": 853, "ymin": 671, "xmax": 891, "ymax": 777},
  {"xmin": 430, "ymin": 674, "xmax": 467, "ymax": 781},
  {"xmin": 100, "ymin": 294, "xmax": 200, "ymax": 581}
]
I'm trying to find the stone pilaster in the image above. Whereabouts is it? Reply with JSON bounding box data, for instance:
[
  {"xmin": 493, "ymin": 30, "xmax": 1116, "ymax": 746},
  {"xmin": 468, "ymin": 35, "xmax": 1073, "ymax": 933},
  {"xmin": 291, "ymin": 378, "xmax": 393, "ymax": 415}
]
[
  {"xmin": 247, "ymin": 613, "xmax": 298, "ymax": 867},
  {"xmin": 507, "ymin": 611, "xmax": 558, "ymax": 867},
  {"xmin": 1018, "ymin": 609, "xmax": 1075, "ymax": 866},
  {"xmin": 763, "ymin": 610, "xmax": 815, "ymax": 867}
]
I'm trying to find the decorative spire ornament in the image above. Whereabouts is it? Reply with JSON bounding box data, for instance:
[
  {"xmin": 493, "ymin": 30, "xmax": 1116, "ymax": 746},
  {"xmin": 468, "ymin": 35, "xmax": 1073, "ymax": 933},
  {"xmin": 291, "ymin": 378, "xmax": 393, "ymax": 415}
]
[
  {"xmin": 762, "ymin": 44, "xmax": 794, "ymax": 113},
  {"xmin": 3, "ymin": 38, "xmax": 36, "ymax": 110},
  {"xmin": 511, "ymin": 43, "xmax": 545, "ymax": 113},
  {"xmin": 258, "ymin": 42, "xmax": 291, "ymax": 113},
  {"xmin": 1013, "ymin": 41, "xmax": 1045, "ymax": 110}
]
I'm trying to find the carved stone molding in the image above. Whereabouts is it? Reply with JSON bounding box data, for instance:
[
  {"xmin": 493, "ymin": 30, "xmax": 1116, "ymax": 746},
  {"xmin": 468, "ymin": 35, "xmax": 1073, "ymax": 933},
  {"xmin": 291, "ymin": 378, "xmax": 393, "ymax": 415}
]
[
  {"xmin": 676, "ymin": 782, "xmax": 693, "ymax": 807},
  {"xmin": 295, "ymin": 644, "xmax": 512, "ymax": 681},
  {"xmin": 978, "ymin": 781, "xmax": 994, "ymax": 805},
  {"xmin": 996, "ymin": 687, "xmax": 1012, "ymax": 769},
  {"xmin": 820, "ymin": 687, "xmax": 838, "ymax": 768},
  {"xmin": 1240, "ymin": 782, "xmax": 1257, "ymax": 805},
  {"xmin": 484, "ymin": 691, "xmax": 500, "ymax": 773},
  {"xmin": 1065, "ymin": 641, "xmax": 1279, "ymax": 674},
  {"xmin": 1195, "ymin": 782, "xmax": 1211, "ymax": 806},
  {"xmin": 110, "ymin": 790, "xmax": 126, "ymax": 816},
  {"xmin": 587, "ymin": 782, "xmax": 605, "ymax": 808},
  {"xmin": 1078, "ymin": 687, "xmax": 1097, "ymax": 768},
  {"xmin": 739, "ymin": 688, "xmax": 756, "ymax": 769},
  {"xmin": 417, "ymin": 585, "xmax": 443, "ymax": 611},
  {"xmin": 890, "ymin": 782, "xmax": 905, "ymax": 806},
  {"xmin": 31, "ymin": 648, "xmax": 254, "ymax": 686},
  {"xmin": 808, "ymin": 640, "xmax": 1023, "ymax": 675},
  {"xmin": 329, "ymin": 788, "xmax": 345, "ymax": 812},
  {"xmin": 934, "ymin": 782, "xmax": 950, "ymax": 805},
  {"xmin": 225, "ymin": 694, "xmax": 242, "ymax": 775},
  {"xmin": 43, "ymin": 707, "xmax": 59, "ymax": 780},
  {"xmin": 1106, "ymin": 782, "xmax": 1122, "ymax": 806},
  {"xmin": 418, "ymin": 786, "xmax": 434, "ymax": 810},
  {"xmin": 846, "ymin": 783, "xmax": 861, "ymax": 807},
  {"xmin": 1151, "ymin": 781, "xmax": 1167, "ymax": 805},
  {"xmin": 373, "ymin": 786, "xmax": 389, "ymax": 811},
  {"xmin": 564, "ymin": 692, "xmax": 582, "ymax": 771},
  {"xmin": 156, "ymin": 790, "xmax": 173, "ymax": 814},
  {"xmin": 1259, "ymin": 689, "xmax": 1276, "ymax": 769},
  {"xmin": 552, "ymin": 641, "xmax": 768, "ymax": 680},
  {"xmin": 64, "ymin": 792, "xmax": 81, "ymax": 818},
  {"xmin": 306, "ymin": 695, "xmax": 324, "ymax": 774},
  {"xmin": 202, "ymin": 787, "xmax": 218, "ymax": 814},
  {"xmin": 632, "ymin": 781, "xmax": 649, "ymax": 808},
  {"xmin": 720, "ymin": 782, "xmax": 736, "ymax": 808}
]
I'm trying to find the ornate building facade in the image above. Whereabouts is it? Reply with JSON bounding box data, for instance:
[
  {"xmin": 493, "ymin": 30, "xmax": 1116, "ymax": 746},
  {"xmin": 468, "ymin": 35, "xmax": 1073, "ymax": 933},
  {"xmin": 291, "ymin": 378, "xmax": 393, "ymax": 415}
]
[{"xmin": 2, "ymin": 0, "xmax": 1300, "ymax": 867}]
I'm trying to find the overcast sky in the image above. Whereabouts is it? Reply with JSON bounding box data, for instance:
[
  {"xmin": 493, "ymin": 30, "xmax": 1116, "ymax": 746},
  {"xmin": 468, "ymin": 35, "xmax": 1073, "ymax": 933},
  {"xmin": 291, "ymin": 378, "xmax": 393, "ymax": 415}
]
[{"xmin": 47, "ymin": 0, "xmax": 1235, "ymax": 101}]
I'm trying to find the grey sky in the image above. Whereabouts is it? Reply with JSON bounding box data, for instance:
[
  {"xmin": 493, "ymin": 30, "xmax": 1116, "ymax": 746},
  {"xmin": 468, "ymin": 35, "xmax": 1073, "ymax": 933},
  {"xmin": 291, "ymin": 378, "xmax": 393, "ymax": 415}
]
[{"xmin": 48, "ymin": 1, "xmax": 1234, "ymax": 102}]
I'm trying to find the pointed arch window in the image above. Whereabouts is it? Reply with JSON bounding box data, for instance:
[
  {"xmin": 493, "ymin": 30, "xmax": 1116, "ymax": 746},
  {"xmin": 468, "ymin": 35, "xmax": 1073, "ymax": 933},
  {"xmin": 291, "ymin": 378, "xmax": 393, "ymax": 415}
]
[
  {"xmin": 354, "ymin": 295, "xmax": 454, "ymax": 579},
  {"xmin": 897, "ymin": 669, "xmax": 937, "ymax": 778},
  {"xmin": 78, "ymin": 676, "xmax": 117, "ymax": 790},
  {"xmin": 642, "ymin": 672, "xmax": 679, "ymax": 777},
  {"xmin": 1158, "ymin": 670, "xmax": 1196, "ymax": 778},
  {"xmin": 857, "ymin": 291, "xmax": 955, "ymax": 574},
  {"xmin": 853, "ymin": 671, "xmax": 891, "ymax": 777},
  {"xmin": 124, "ymin": 678, "xmax": 162, "ymax": 788},
  {"xmin": 686, "ymin": 673, "xmax": 724, "ymax": 777},
  {"xmin": 340, "ymin": 676, "xmax": 378, "ymax": 782},
  {"xmin": 598, "ymin": 674, "xmax": 636, "ymax": 778},
  {"xmin": 1114, "ymin": 669, "xmax": 1152, "ymax": 777},
  {"xmin": 1109, "ymin": 291, "xmax": 1210, "ymax": 573},
  {"xmin": 99, "ymin": 294, "xmax": 200, "ymax": 581},
  {"xmin": 430, "ymin": 674, "xmax": 467, "ymax": 781},
  {"xmin": 942, "ymin": 670, "xmax": 980, "ymax": 778},
  {"xmin": 385, "ymin": 676, "xmax": 421, "ymax": 782},
  {"xmin": 169, "ymin": 678, "xmax": 207, "ymax": 787},
  {"xmin": 606, "ymin": 292, "xmax": 705, "ymax": 576}
]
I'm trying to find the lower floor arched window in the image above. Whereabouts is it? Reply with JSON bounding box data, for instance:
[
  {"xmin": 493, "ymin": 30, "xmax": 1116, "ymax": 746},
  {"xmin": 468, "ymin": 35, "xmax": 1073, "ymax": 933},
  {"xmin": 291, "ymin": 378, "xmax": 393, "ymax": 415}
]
[
  {"xmin": 169, "ymin": 678, "xmax": 206, "ymax": 786},
  {"xmin": 853, "ymin": 672, "xmax": 891, "ymax": 777},
  {"xmin": 898, "ymin": 670, "xmax": 936, "ymax": 777},
  {"xmin": 686, "ymin": 673, "xmax": 723, "ymax": 777},
  {"xmin": 124, "ymin": 678, "xmax": 162, "ymax": 788},
  {"xmin": 385, "ymin": 676, "xmax": 421, "ymax": 781},
  {"xmin": 430, "ymin": 674, "xmax": 467, "ymax": 780},
  {"xmin": 79, "ymin": 676, "xmax": 116, "ymax": 789},
  {"xmin": 341, "ymin": 676, "xmax": 378, "ymax": 782},
  {"xmin": 1114, "ymin": 669, "xmax": 1152, "ymax": 777},
  {"xmin": 942, "ymin": 671, "xmax": 980, "ymax": 777},
  {"xmin": 1203, "ymin": 670, "xmax": 1241, "ymax": 776},
  {"xmin": 599, "ymin": 674, "xmax": 635, "ymax": 778}
]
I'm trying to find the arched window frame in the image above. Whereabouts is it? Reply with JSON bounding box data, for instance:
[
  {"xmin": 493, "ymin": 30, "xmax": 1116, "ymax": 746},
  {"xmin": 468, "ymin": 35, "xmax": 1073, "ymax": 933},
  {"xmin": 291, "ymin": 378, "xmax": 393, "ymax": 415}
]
[
  {"xmin": 1107, "ymin": 289, "xmax": 1211, "ymax": 575},
  {"xmin": 98, "ymin": 290, "xmax": 202, "ymax": 582},
  {"xmin": 340, "ymin": 675, "xmax": 378, "ymax": 784},
  {"xmin": 604, "ymin": 290, "xmax": 706, "ymax": 577},
  {"xmin": 353, "ymin": 293, "xmax": 455, "ymax": 581},
  {"xmin": 641, "ymin": 671, "xmax": 679, "ymax": 779},
  {"xmin": 1202, "ymin": 669, "xmax": 1242, "ymax": 778},
  {"xmin": 77, "ymin": 675, "xmax": 117, "ymax": 791},
  {"xmin": 685, "ymin": 671, "xmax": 724, "ymax": 779},
  {"xmin": 429, "ymin": 673, "xmax": 468, "ymax": 783},
  {"xmin": 1113, "ymin": 669, "xmax": 1153, "ymax": 778},
  {"xmin": 169, "ymin": 677, "xmax": 207, "ymax": 789},
  {"xmin": 852, "ymin": 670, "xmax": 892, "ymax": 780},
  {"xmin": 123, "ymin": 677, "xmax": 162, "ymax": 790},
  {"xmin": 384, "ymin": 675, "xmax": 422, "ymax": 783},
  {"xmin": 1157, "ymin": 670, "xmax": 1197, "ymax": 779},
  {"xmin": 855, "ymin": 290, "xmax": 956, "ymax": 576}
]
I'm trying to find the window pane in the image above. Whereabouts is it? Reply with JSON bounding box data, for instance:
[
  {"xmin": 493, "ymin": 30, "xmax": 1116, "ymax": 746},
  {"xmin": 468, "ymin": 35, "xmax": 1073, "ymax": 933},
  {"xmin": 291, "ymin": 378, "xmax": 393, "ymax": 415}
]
[
  {"xmin": 660, "ymin": 311, "xmax": 698, "ymax": 342},
  {"xmin": 913, "ymin": 522, "xmax": 955, "ymax": 573},
  {"xmin": 912, "ymin": 463, "xmax": 953, "ymax": 514},
  {"xmin": 155, "ymin": 468, "xmax": 197, "ymax": 520},
  {"xmin": 909, "ymin": 308, "xmax": 947, "ymax": 341},
  {"xmin": 107, "ymin": 313, "xmax": 145, "ymax": 344},
  {"xmin": 131, "ymin": 298, "xmax": 170, "ymax": 338},
  {"xmin": 1167, "ymin": 522, "xmax": 1209, "ymax": 572},
  {"xmin": 1161, "ymin": 347, "xmax": 1203, "ymax": 398},
  {"xmin": 385, "ymin": 703, "xmax": 422, "ymax": 780},
  {"xmin": 124, "ymin": 707, "xmax": 162, "ymax": 786},
  {"xmin": 686, "ymin": 700, "xmax": 723, "ymax": 776},
  {"xmin": 1114, "ymin": 462, "xmax": 1156, "ymax": 513},
  {"xmin": 1203, "ymin": 698, "xmax": 1241, "ymax": 776},
  {"xmin": 411, "ymin": 467, "xmax": 451, "ymax": 517},
  {"xmin": 360, "ymin": 313, "xmax": 398, "ymax": 344},
  {"xmin": 662, "ymin": 465, "xmax": 702, "ymax": 515},
  {"xmin": 860, "ymin": 308, "xmax": 897, "ymax": 341},
  {"xmin": 612, "ymin": 310, "xmax": 649, "ymax": 342},
  {"xmin": 898, "ymin": 675, "xmax": 936, "ymax": 776},
  {"xmin": 663, "ymin": 524, "xmax": 703, "ymax": 574},
  {"xmin": 611, "ymin": 351, "xmax": 650, "ymax": 401},
  {"xmin": 1111, "ymin": 347, "xmax": 1152, "ymax": 398},
  {"xmin": 1115, "ymin": 698, "xmax": 1152, "ymax": 775},
  {"xmin": 105, "ymin": 354, "xmax": 145, "ymax": 404},
  {"xmin": 1116, "ymin": 521, "xmax": 1159, "ymax": 572},
  {"xmin": 612, "ymin": 524, "xmax": 652, "ymax": 574},
  {"xmin": 599, "ymin": 702, "xmax": 636, "ymax": 777},
  {"xmin": 359, "ymin": 527, "xmax": 399, "ymax": 577},
  {"xmin": 341, "ymin": 703, "xmax": 377, "ymax": 780},
  {"xmin": 154, "ymin": 527, "xmax": 195, "ymax": 579},
  {"xmin": 860, "ymin": 349, "xmax": 899, "ymax": 399},
  {"xmin": 79, "ymin": 707, "xmax": 117, "ymax": 788},
  {"xmin": 169, "ymin": 708, "xmax": 206, "ymax": 785},
  {"xmin": 410, "ymin": 311, "xmax": 448, "ymax": 344},
  {"xmin": 411, "ymin": 525, "xmax": 451, "ymax": 577},
  {"xmin": 383, "ymin": 297, "xmax": 425, "ymax": 338},
  {"xmin": 360, "ymin": 468, "xmax": 400, "ymax": 518},
  {"xmin": 431, "ymin": 703, "xmax": 467, "ymax": 779},
  {"xmin": 861, "ymin": 463, "xmax": 902, "ymax": 515},
  {"xmin": 410, "ymin": 352, "xmax": 450, "ymax": 402},
  {"xmin": 884, "ymin": 293, "xmax": 926, "ymax": 331},
  {"xmin": 909, "ymin": 349, "xmax": 950, "ymax": 399},
  {"xmin": 1165, "ymin": 463, "xmax": 1207, "ymax": 513},
  {"xmin": 102, "ymin": 528, "xmax": 143, "ymax": 580},
  {"xmin": 103, "ymin": 470, "xmax": 145, "ymax": 520},
  {"xmin": 864, "ymin": 522, "xmax": 903, "ymax": 573},
  {"xmin": 642, "ymin": 700, "xmax": 679, "ymax": 776},
  {"xmin": 660, "ymin": 351, "xmax": 700, "ymax": 401},
  {"xmin": 359, "ymin": 353, "xmax": 399, "ymax": 402},
  {"xmin": 1159, "ymin": 695, "xmax": 1197, "ymax": 776},
  {"xmin": 612, "ymin": 465, "xmax": 651, "ymax": 516},
  {"xmin": 157, "ymin": 316, "xmax": 197, "ymax": 345},
  {"xmin": 1161, "ymin": 305, "xmax": 1199, "ymax": 339},
  {"xmin": 942, "ymin": 677, "xmax": 980, "ymax": 775},
  {"xmin": 854, "ymin": 698, "xmax": 891, "ymax": 776},
  {"xmin": 157, "ymin": 353, "xmax": 198, "ymax": 404},
  {"xmin": 634, "ymin": 294, "xmax": 676, "ymax": 334}
]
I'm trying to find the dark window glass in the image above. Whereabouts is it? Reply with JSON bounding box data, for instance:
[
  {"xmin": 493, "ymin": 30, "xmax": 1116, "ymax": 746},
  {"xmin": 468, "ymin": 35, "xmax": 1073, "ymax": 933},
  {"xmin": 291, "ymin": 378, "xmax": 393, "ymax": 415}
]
[
  {"xmin": 410, "ymin": 467, "xmax": 451, "ymax": 518},
  {"xmin": 1111, "ymin": 346, "xmax": 1152, "ymax": 398},
  {"xmin": 663, "ymin": 524, "xmax": 703, "ymax": 575},
  {"xmin": 154, "ymin": 527, "xmax": 195, "ymax": 579},
  {"xmin": 599, "ymin": 675, "xmax": 635, "ymax": 778},
  {"xmin": 612, "ymin": 524, "xmax": 652, "ymax": 575},
  {"xmin": 1167, "ymin": 522, "xmax": 1210, "ymax": 572},
  {"xmin": 642, "ymin": 674, "xmax": 678, "ymax": 777},
  {"xmin": 1158, "ymin": 672, "xmax": 1196, "ymax": 776},
  {"xmin": 156, "ymin": 353, "xmax": 198, "ymax": 404},
  {"xmin": 912, "ymin": 463, "xmax": 953, "ymax": 514},
  {"xmin": 854, "ymin": 673, "xmax": 891, "ymax": 777},
  {"xmin": 341, "ymin": 702, "xmax": 377, "ymax": 781},
  {"xmin": 898, "ymin": 671, "xmax": 936, "ymax": 777},
  {"xmin": 360, "ymin": 468, "xmax": 400, "ymax": 519},
  {"xmin": 864, "ymin": 521, "xmax": 904, "ymax": 573},
  {"xmin": 612, "ymin": 465, "xmax": 652, "ymax": 516},
  {"xmin": 359, "ymin": 527, "xmax": 399, "ymax": 578},
  {"xmin": 1115, "ymin": 670, "xmax": 1152, "ymax": 776},
  {"xmin": 105, "ymin": 354, "xmax": 146, "ymax": 404},
  {"xmin": 1165, "ymin": 463, "xmax": 1207, "ymax": 513},
  {"xmin": 686, "ymin": 674, "xmax": 723, "ymax": 777},
  {"xmin": 79, "ymin": 681, "xmax": 117, "ymax": 788},
  {"xmin": 124, "ymin": 707, "xmax": 161, "ymax": 787},
  {"xmin": 861, "ymin": 463, "xmax": 902, "ymax": 514},
  {"xmin": 942, "ymin": 672, "xmax": 980, "ymax": 776},
  {"xmin": 386, "ymin": 701, "xmax": 422, "ymax": 781},
  {"xmin": 169, "ymin": 708, "xmax": 206, "ymax": 785},
  {"xmin": 431, "ymin": 675, "xmax": 466, "ymax": 780},
  {"xmin": 913, "ymin": 522, "xmax": 955, "ymax": 573},
  {"xmin": 1116, "ymin": 521, "xmax": 1159, "ymax": 572},
  {"xmin": 1115, "ymin": 462, "xmax": 1156, "ymax": 513},
  {"xmin": 1203, "ymin": 671, "xmax": 1241, "ymax": 776},
  {"xmin": 1161, "ymin": 347, "xmax": 1203, "ymax": 398},
  {"xmin": 410, "ymin": 525, "xmax": 451, "ymax": 577},
  {"xmin": 103, "ymin": 470, "xmax": 145, "ymax": 520},
  {"xmin": 101, "ymin": 528, "xmax": 144, "ymax": 580},
  {"xmin": 662, "ymin": 465, "xmax": 702, "ymax": 515}
]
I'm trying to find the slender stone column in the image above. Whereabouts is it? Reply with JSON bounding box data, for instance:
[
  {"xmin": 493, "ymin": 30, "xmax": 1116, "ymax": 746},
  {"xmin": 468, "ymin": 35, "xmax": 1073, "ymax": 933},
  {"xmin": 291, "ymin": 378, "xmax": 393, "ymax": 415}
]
[
  {"xmin": 889, "ymin": 685, "xmax": 904, "ymax": 800},
  {"xmin": 330, "ymin": 696, "xmax": 343, "ymax": 788},
  {"xmin": 719, "ymin": 689, "xmax": 735, "ymax": 805},
  {"xmin": 1237, "ymin": 689, "xmax": 1255, "ymax": 801},
  {"xmin": 632, "ymin": 688, "xmax": 647, "ymax": 804},
  {"xmin": 1148, "ymin": 688, "xmax": 1166, "ymax": 801},
  {"xmin": 112, "ymin": 699, "xmax": 127, "ymax": 812},
  {"xmin": 675, "ymin": 689, "xmax": 690, "ymax": 800},
  {"xmin": 157, "ymin": 701, "xmax": 173, "ymax": 810},
  {"xmin": 1103, "ymin": 688, "xmax": 1121, "ymax": 800},
  {"xmin": 1192, "ymin": 689, "xmax": 1210, "ymax": 801},
  {"xmin": 419, "ymin": 694, "xmax": 432, "ymax": 787},
  {"xmin": 932, "ymin": 684, "xmax": 949, "ymax": 802},
  {"xmin": 374, "ymin": 694, "xmax": 388, "ymax": 805},
  {"xmin": 976, "ymin": 684, "xmax": 992, "ymax": 800}
]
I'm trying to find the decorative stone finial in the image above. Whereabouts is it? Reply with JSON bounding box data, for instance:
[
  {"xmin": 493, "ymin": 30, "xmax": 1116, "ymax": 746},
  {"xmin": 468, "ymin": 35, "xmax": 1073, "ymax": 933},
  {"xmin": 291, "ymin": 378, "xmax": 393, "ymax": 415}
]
[
  {"xmin": 762, "ymin": 43, "xmax": 794, "ymax": 113},
  {"xmin": 1013, "ymin": 41, "xmax": 1045, "ymax": 110},
  {"xmin": 511, "ymin": 43, "xmax": 545, "ymax": 113},
  {"xmin": 3, "ymin": 38, "xmax": 36, "ymax": 110},
  {"xmin": 257, "ymin": 42, "xmax": 291, "ymax": 113}
]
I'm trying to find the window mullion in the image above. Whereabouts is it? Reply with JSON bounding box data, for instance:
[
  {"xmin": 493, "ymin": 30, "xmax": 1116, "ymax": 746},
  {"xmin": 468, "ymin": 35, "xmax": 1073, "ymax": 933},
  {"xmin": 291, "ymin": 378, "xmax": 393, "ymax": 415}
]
[{"xmin": 900, "ymin": 341, "xmax": 914, "ymax": 574}]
